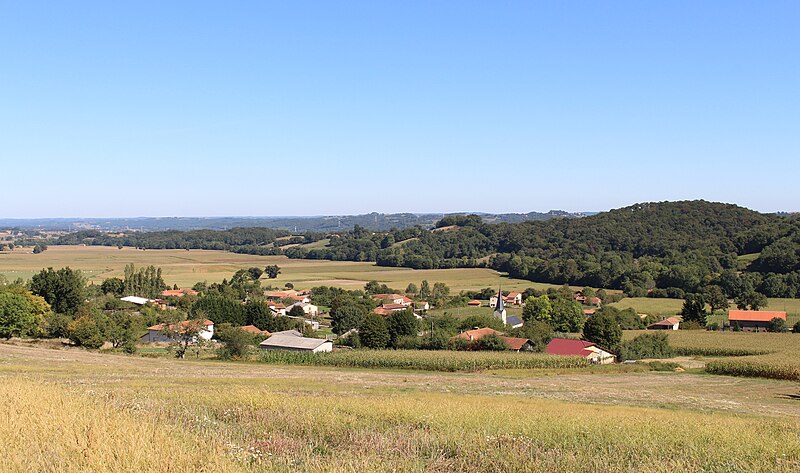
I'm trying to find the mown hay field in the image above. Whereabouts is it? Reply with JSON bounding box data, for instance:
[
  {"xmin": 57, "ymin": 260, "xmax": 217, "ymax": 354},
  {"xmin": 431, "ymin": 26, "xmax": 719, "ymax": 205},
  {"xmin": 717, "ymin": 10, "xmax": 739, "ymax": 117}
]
[
  {"xmin": 0, "ymin": 245, "xmax": 557, "ymax": 292},
  {"xmin": 1, "ymin": 343, "xmax": 799, "ymax": 472}
]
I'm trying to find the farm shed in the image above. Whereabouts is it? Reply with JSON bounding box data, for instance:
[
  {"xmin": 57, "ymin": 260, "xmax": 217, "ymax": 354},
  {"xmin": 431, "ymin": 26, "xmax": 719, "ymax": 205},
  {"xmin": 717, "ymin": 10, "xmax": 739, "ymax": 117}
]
[
  {"xmin": 259, "ymin": 334, "xmax": 333, "ymax": 353},
  {"xmin": 728, "ymin": 310, "xmax": 786, "ymax": 331}
]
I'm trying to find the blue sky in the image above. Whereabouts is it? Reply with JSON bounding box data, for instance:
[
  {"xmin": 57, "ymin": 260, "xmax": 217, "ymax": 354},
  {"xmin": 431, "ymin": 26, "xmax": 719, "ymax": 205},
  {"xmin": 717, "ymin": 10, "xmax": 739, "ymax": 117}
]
[{"xmin": 1, "ymin": 1, "xmax": 798, "ymax": 217}]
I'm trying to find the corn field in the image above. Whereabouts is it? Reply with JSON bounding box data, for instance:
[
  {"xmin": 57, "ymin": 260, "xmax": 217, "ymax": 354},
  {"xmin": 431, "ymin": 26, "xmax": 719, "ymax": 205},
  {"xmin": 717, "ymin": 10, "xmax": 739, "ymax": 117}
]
[{"xmin": 258, "ymin": 349, "xmax": 588, "ymax": 372}]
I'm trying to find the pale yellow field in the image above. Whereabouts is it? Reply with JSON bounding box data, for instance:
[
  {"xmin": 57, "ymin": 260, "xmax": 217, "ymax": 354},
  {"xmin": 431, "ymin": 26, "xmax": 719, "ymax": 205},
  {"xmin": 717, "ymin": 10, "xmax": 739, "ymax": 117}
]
[
  {"xmin": 1, "ymin": 342, "xmax": 799, "ymax": 472},
  {"xmin": 0, "ymin": 245, "xmax": 556, "ymax": 292}
]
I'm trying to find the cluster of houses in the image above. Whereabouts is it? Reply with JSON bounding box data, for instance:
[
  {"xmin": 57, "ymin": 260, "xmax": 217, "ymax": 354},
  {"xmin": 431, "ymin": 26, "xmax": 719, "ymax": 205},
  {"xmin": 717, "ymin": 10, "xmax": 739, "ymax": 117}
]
[
  {"xmin": 450, "ymin": 327, "xmax": 617, "ymax": 364},
  {"xmin": 132, "ymin": 283, "xmax": 793, "ymax": 359},
  {"xmin": 371, "ymin": 293, "xmax": 429, "ymax": 317}
]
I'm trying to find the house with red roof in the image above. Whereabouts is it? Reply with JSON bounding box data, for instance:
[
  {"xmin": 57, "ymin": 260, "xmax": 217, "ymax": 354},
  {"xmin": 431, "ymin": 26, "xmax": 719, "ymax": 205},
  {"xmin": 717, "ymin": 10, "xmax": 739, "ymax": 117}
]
[
  {"xmin": 160, "ymin": 288, "xmax": 199, "ymax": 298},
  {"xmin": 240, "ymin": 325, "xmax": 271, "ymax": 336},
  {"xmin": 648, "ymin": 317, "xmax": 680, "ymax": 330},
  {"xmin": 371, "ymin": 293, "xmax": 413, "ymax": 307},
  {"xmin": 728, "ymin": 310, "xmax": 786, "ymax": 331},
  {"xmin": 141, "ymin": 319, "xmax": 214, "ymax": 343},
  {"xmin": 453, "ymin": 327, "xmax": 535, "ymax": 352},
  {"xmin": 546, "ymin": 338, "xmax": 616, "ymax": 364},
  {"xmin": 467, "ymin": 300, "xmax": 482, "ymax": 307}
]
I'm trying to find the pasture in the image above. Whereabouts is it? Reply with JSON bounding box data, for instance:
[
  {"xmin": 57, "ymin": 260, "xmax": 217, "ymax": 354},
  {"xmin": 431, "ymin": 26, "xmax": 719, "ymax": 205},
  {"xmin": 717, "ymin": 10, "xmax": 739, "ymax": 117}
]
[
  {"xmin": 611, "ymin": 297, "xmax": 800, "ymax": 322},
  {"xmin": 0, "ymin": 245, "xmax": 557, "ymax": 292},
  {"xmin": 1, "ymin": 342, "xmax": 799, "ymax": 472}
]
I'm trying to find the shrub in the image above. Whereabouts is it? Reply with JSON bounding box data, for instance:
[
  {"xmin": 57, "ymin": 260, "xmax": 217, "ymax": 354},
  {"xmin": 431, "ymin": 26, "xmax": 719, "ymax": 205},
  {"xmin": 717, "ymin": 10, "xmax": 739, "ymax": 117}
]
[
  {"xmin": 647, "ymin": 361, "xmax": 680, "ymax": 372},
  {"xmin": 794, "ymin": 320, "xmax": 800, "ymax": 333},
  {"xmin": 767, "ymin": 317, "xmax": 787, "ymax": 333},
  {"xmin": 618, "ymin": 333, "xmax": 672, "ymax": 361},
  {"xmin": 216, "ymin": 325, "xmax": 256, "ymax": 360},
  {"xmin": 44, "ymin": 312, "xmax": 72, "ymax": 338},
  {"xmin": 67, "ymin": 315, "xmax": 106, "ymax": 349},
  {"xmin": 680, "ymin": 320, "xmax": 704, "ymax": 330},
  {"xmin": 473, "ymin": 333, "xmax": 508, "ymax": 351}
]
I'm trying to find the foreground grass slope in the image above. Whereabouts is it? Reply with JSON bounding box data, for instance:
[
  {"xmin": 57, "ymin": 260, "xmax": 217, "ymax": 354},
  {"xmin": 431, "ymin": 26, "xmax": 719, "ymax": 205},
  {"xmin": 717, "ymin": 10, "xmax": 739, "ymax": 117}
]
[
  {"xmin": 0, "ymin": 378, "xmax": 240, "ymax": 473},
  {"xmin": 2, "ymin": 343, "xmax": 799, "ymax": 472}
]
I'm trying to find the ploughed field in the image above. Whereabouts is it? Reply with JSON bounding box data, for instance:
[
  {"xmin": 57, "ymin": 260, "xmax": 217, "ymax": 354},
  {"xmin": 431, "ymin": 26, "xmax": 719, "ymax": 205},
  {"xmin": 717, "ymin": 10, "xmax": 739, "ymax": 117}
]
[{"xmin": 1, "ymin": 342, "xmax": 800, "ymax": 472}]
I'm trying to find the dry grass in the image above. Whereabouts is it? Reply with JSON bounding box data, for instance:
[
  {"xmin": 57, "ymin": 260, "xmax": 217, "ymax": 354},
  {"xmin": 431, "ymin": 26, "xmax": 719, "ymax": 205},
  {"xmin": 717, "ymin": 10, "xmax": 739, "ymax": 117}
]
[
  {"xmin": 0, "ymin": 245, "xmax": 555, "ymax": 292},
  {"xmin": 0, "ymin": 378, "xmax": 240, "ymax": 472},
  {"xmin": 2, "ymin": 343, "xmax": 800, "ymax": 471}
]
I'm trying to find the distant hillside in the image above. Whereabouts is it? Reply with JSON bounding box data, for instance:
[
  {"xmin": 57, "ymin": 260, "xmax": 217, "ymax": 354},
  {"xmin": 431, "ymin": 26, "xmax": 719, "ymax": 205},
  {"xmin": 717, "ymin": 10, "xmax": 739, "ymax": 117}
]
[
  {"xmin": 285, "ymin": 200, "xmax": 800, "ymax": 299},
  {"xmin": 0, "ymin": 210, "xmax": 585, "ymax": 232}
]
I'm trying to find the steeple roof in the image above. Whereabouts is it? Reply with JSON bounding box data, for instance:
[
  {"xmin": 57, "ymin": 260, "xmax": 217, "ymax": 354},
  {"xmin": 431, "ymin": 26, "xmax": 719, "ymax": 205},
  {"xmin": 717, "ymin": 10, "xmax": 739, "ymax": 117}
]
[{"xmin": 494, "ymin": 287, "xmax": 505, "ymax": 312}]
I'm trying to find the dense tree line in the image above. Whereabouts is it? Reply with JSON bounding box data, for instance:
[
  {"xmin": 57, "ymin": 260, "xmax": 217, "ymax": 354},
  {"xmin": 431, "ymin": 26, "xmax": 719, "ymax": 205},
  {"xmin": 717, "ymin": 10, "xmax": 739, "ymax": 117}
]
[
  {"xmin": 288, "ymin": 201, "xmax": 800, "ymax": 299},
  {"xmin": 44, "ymin": 201, "xmax": 800, "ymax": 299}
]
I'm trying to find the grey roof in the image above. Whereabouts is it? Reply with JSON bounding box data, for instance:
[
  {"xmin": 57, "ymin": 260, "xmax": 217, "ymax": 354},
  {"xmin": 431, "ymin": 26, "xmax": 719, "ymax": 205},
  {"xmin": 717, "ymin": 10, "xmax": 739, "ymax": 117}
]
[
  {"xmin": 271, "ymin": 329, "xmax": 303, "ymax": 338},
  {"xmin": 260, "ymin": 335, "xmax": 331, "ymax": 350},
  {"xmin": 494, "ymin": 288, "xmax": 505, "ymax": 312},
  {"xmin": 506, "ymin": 316, "xmax": 523, "ymax": 326}
]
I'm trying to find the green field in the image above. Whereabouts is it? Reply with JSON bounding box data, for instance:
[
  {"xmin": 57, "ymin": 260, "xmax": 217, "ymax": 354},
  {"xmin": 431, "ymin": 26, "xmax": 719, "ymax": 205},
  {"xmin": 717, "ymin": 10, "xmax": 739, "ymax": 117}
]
[
  {"xmin": 1, "ymin": 342, "xmax": 799, "ymax": 472},
  {"xmin": 611, "ymin": 297, "xmax": 800, "ymax": 323},
  {"xmin": 0, "ymin": 245, "xmax": 561, "ymax": 292}
]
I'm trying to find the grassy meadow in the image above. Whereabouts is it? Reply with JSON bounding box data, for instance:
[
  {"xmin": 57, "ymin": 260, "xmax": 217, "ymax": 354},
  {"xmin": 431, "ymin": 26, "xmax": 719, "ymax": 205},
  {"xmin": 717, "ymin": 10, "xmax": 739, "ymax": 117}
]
[
  {"xmin": 1, "ymin": 342, "xmax": 800, "ymax": 472},
  {"xmin": 0, "ymin": 245, "xmax": 558, "ymax": 292},
  {"xmin": 611, "ymin": 297, "xmax": 800, "ymax": 323}
]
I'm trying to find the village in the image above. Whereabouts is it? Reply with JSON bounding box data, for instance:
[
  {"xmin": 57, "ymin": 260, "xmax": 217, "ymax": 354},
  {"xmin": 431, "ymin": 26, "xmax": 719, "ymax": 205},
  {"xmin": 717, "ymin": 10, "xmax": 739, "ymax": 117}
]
[{"xmin": 123, "ymin": 282, "xmax": 792, "ymax": 364}]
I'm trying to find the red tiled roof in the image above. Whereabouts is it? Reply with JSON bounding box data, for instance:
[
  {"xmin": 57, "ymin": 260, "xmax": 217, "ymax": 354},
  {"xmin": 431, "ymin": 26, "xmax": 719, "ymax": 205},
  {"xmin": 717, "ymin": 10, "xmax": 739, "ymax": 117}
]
[
  {"xmin": 382, "ymin": 303, "xmax": 407, "ymax": 310},
  {"xmin": 507, "ymin": 291, "xmax": 521, "ymax": 298},
  {"xmin": 650, "ymin": 317, "xmax": 680, "ymax": 326},
  {"xmin": 467, "ymin": 300, "xmax": 482, "ymax": 306},
  {"xmin": 147, "ymin": 319, "xmax": 213, "ymax": 333},
  {"xmin": 373, "ymin": 307, "xmax": 394, "ymax": 316},
  {"xmin": 546, "ymin": 338, "xmax": 596, "ymax": 357},
  {"xmin": 455, "ymin": 327, "xmax": 505, "ymax": 341},
  {"xmin": 160, "ymin": 288, "xmax": 199, "ymax": 297},
  {"xmin": 501, "ymin": 336, "xmax": 530, "ymax": 350},
  {"xmin": 240, "ymin": 325, "xmax": 270, "ymax": 336},
  {"xmin": 728, "ymin": 310, "xmax": 786, "ymax": 322}
]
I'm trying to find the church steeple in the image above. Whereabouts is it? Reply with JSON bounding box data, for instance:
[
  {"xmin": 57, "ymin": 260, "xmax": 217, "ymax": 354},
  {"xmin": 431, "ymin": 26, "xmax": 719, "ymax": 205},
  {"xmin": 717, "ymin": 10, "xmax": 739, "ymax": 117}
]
[{"xmin": 494, "ymin": 287, "xmax": 505, "ymax": 312}]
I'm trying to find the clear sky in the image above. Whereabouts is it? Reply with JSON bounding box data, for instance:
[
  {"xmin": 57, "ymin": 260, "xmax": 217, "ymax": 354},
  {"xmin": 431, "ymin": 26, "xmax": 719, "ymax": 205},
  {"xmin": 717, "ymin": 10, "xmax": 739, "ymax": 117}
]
[{"xmin": 1, "ymin": 1, "xmax": 798, "ymax": 217}]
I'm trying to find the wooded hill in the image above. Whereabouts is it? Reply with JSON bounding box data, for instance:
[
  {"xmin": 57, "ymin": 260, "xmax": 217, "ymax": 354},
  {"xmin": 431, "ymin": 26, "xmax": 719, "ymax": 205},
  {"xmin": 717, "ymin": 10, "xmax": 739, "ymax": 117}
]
[{"xmin": 47, "ymin": 201, "xmax": 800, "ymax": 298}]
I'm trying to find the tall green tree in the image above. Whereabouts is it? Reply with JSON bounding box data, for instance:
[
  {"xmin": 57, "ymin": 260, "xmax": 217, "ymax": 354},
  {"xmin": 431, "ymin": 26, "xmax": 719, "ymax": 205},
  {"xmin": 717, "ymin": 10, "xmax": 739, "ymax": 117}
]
[
  {"xmin": 358, "ymin": 313, "xmax": 389, "ymax": 349},
  {"xmin": 582, "ymin": 312, "xmax": 622, "ymax": 350},
  {"xmin": 681, "ymin": 294, "xmax": 707, "ymax": 325},
  {"xmin": 522, "ymin": 295, "xmax": 552, "ymax": 323},
  {"xmin": 550, "ymin": 298, "xmax": 585, "ymax": 332},
  {"xmin": 331, "ymin": 305, "xmax": 366, "ymax": 335},
  {"xmin": 386, "ymin": 309, "xmax": 418, "ymax": 347},
  {"xmin": 30, "ymin": 267, "xmax": 85, "ymax": 315},
  {"xmin": 0, "ymin": 289, "xmax": 48, "ymax": 339},
  {"xmin": 265, "ymin": 265, "xmax": 281, "ymax": 279}
]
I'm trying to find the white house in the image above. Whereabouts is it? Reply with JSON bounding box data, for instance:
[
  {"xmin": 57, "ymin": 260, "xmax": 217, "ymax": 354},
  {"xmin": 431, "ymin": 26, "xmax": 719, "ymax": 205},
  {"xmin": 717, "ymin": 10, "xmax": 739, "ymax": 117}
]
[
  {"xmin": 140, "ymin": 319, "xmax": 214, "ymax": 343},
  {"xmin": 287, "ymin": 302, "xmax": 319, "ymax": 317}
]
